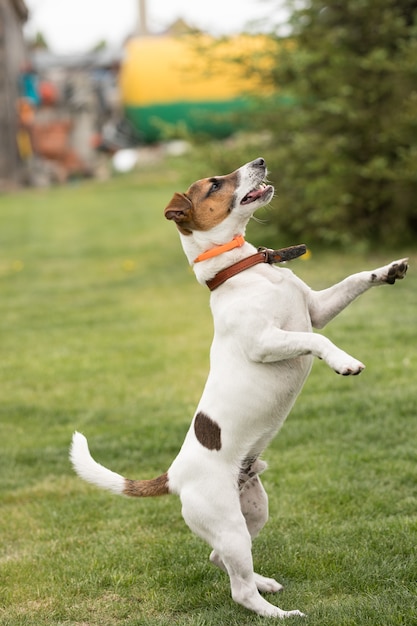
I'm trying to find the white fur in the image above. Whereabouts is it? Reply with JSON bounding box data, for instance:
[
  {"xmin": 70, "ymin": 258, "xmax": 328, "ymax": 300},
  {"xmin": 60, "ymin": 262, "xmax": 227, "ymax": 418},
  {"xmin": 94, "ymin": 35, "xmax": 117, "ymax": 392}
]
[
  {"xmin": 71, "ymin": 159, "xmax": 408, "ymax": 619},
  {"xmin": 70, "ymin": 432, "xmax": 125, "ymax": 495}
]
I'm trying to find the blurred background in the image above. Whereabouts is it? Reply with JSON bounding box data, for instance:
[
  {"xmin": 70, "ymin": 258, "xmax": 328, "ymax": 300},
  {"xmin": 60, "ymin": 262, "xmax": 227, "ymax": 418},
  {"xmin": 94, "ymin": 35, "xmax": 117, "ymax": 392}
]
[{"xmin": 1, "ymin": 0, "xmax": 417, "ymax": 246}]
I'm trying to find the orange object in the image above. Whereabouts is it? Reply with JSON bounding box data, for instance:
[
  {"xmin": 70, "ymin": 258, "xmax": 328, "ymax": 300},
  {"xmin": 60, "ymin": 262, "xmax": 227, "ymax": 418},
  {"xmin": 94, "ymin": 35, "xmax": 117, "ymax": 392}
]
[
  {"xmin": 17, "ymin": 98, "xmax": 35, "ymax": 125},
  {"xmin": 194, "ymin": 234, "xmax": 245, "ymax": 263},
  {"xmin": 39, "ymin": 81, "xmax": 58, "ymax": 106}
]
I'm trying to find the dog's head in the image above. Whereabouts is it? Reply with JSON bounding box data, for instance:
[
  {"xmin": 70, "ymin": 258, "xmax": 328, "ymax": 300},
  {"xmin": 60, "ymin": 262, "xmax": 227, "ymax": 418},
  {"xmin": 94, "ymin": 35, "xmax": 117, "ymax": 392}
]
[{"xmin": 164, "ymin": 158, "xmax": 274, "ymax": 237}]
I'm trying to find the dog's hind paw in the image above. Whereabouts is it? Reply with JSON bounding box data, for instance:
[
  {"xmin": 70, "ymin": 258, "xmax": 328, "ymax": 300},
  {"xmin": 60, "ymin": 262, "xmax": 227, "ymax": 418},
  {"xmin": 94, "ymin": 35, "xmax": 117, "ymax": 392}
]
[
  {"xmin": 233, "ymin": 586, "xmax": 305, "ymax": 618},
  {"xmin": 254, "ymin": 573, "xmax": 283, "ymax": 594},
  {"xmin": 265, "ymin": 607, "xmax": 306, "ymax": 619},
  {"xmin": 282, "ymin": 610, "xmax": 306, "ymax": 618},
  {"xmin": 283, "ymin": 610, "xmax": 306, "ymax": 618}
]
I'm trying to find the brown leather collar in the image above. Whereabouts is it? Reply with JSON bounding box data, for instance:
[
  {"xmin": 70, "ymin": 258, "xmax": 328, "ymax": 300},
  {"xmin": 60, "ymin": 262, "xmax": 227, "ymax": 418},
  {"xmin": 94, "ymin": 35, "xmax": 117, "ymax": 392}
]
[{"xmin": 206, "ymin": 244, "xmax": 307, "ymax": 291}]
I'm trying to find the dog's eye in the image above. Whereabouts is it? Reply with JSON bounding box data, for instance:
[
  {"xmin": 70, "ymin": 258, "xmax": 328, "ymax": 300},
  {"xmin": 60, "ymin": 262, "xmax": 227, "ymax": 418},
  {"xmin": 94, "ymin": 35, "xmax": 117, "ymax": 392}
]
[{"xmin": 209, "ymin": 179, "xmax": 221, "ymax": 194}]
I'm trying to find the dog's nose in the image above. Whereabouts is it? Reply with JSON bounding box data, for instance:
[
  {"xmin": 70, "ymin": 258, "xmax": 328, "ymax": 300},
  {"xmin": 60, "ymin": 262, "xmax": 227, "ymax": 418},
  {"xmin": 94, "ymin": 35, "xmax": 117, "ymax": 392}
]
[{"xmin": 251, "ymin": 157, "xmax": 265, "ymax": 168}]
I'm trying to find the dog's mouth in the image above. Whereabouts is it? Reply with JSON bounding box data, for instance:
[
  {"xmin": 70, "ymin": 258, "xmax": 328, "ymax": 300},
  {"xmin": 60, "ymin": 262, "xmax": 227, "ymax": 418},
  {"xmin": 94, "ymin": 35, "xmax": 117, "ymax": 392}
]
[{"xmin": 240, "ymin": 182, "xmax": 273, "ymax": 205}]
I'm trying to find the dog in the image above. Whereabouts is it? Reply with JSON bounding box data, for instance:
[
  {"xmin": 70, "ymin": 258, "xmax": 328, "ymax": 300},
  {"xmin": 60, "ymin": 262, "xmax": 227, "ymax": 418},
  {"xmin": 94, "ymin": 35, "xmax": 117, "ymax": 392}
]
[{"xmin": 70, "ymin": 158, "xmax": 408, "ymax": 618}]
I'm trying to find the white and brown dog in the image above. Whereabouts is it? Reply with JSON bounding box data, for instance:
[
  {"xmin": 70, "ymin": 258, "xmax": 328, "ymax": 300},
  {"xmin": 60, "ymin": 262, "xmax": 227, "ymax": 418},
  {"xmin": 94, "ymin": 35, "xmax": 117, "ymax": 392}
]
[{"xmin": 70, "ymin": 158, "xmax": 408, "ymax": 618}]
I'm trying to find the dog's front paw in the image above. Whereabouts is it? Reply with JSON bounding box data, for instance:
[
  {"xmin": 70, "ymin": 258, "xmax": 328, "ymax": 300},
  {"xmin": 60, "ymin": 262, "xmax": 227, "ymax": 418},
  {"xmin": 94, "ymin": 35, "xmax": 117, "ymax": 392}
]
[
  {"xmin": 336, "ymin": 359, "xmax": 365, "ymax": 376},
  {"xmin": 328, "ymin": 351, "xmax": 365, "ymax": 376},
  {"xmin": 371, "ymin": 258, "xmax": 408, "ymax": 285}
]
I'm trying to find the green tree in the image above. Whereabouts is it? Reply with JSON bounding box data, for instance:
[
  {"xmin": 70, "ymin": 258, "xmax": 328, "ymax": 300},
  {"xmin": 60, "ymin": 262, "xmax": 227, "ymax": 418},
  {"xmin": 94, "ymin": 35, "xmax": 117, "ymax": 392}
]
[
  {"xmin": 202, "ymin": 0, "xmax": 417, "ymax": 246},
  {"xmin": 29, "ymin": 31, "xmax": 49, "ymax": 49},
  {"xmin": 261, "ymin": 0, "xmax": 417, "ymax": 245}
]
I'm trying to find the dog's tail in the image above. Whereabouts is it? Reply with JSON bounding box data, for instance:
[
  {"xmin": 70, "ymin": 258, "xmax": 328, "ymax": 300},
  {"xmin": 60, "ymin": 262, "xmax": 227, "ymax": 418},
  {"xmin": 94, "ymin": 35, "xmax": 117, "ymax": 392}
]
[{"xmin": 70, "ymin": 431, "xmax": 170, "ymax": 497}]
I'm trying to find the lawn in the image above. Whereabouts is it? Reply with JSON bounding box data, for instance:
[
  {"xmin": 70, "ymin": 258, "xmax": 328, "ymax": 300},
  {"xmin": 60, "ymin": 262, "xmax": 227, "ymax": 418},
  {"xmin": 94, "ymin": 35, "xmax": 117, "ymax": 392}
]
[{"xmin": 0, "ymin": 168, "xmax": 416, "ymax": 626}]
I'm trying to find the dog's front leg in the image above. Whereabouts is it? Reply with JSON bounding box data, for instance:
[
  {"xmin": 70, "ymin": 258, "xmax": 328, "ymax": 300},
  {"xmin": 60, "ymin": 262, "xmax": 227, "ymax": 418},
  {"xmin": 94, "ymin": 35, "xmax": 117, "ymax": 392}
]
[
  {"xmin": 248, "ymin": 328, "xmax": 365, "ymax": 375},
  {"xmin": 308, "ymin": 258, "xmax": 408, "ymax": 329}
]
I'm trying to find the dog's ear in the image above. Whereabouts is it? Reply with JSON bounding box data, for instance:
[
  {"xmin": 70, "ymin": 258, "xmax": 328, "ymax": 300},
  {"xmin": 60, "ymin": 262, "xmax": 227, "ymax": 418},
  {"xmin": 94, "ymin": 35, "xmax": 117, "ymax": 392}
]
[{"xmin": 164, "ymin": 192, "xmax": 193, "ymax": 223}]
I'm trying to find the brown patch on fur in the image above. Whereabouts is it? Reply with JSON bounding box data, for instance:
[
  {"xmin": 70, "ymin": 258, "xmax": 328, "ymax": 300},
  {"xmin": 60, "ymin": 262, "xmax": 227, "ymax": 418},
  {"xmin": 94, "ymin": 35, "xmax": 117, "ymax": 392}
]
[
  {"xmin": 164, "ymin": 170, "xmax": 239, "ymax": 235},
  {"xmin": 194, "ymin": 411, "xmax": 222, "ymax": 451},
  {"xmin": 123, "ymin": 472, "xmax": 170, "ymax": 497}
]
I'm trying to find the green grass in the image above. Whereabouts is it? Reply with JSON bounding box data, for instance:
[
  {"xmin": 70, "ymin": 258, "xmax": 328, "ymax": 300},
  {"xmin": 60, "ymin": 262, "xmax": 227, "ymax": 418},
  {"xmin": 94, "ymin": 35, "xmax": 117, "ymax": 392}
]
[{"xmin": 0, "ymin": 171, "xmax": 416, "ymax": 625}]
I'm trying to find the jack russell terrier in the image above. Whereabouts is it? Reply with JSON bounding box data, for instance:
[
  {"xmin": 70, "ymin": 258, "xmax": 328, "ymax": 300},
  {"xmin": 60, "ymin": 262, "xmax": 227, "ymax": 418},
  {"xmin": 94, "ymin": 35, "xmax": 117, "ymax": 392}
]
[{"xmin": 70, "ymin": 158, "xmax": 408, "ymax": 618}]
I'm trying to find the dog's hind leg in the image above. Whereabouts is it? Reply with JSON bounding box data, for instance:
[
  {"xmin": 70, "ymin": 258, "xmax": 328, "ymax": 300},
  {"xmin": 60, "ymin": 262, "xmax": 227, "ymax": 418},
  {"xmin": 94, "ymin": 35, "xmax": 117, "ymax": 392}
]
[
  {"xmin": 241, "ymin": 474, "xmax": 284, "ymax": 594},
  {"xmin": 239, "ymin": 458, "xmax": 269, "ymax": 539},
  {"xmin": 181, "ymin": 484, "xmax": 302, "ymax": 617},
  {"xmin": 210, "ymin": 460, "xmax": 283, "ymax": 594}
]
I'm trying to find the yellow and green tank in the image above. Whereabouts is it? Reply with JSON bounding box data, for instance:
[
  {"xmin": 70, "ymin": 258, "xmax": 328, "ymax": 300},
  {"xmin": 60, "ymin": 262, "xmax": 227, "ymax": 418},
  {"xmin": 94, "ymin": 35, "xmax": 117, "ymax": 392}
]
[{"xmin": 119, "ymin": 34, "xmax": 274, "ymax": 143}]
